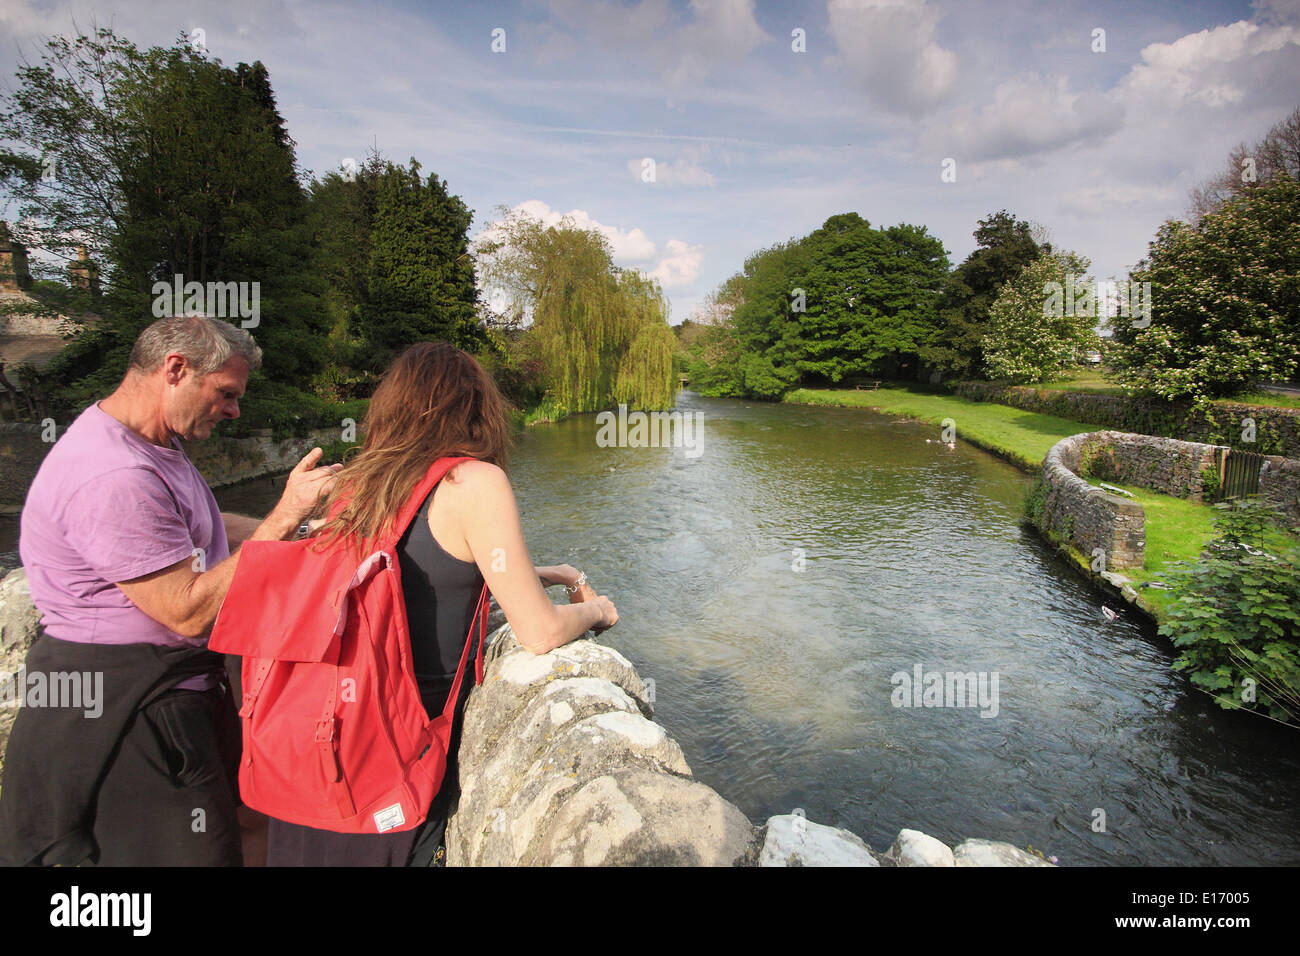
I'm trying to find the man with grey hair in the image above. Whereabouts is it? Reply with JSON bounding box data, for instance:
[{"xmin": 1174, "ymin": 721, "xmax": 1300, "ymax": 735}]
[{"xmin": 0, "ymin": 314, "xmax": 339, "ymax": 866}]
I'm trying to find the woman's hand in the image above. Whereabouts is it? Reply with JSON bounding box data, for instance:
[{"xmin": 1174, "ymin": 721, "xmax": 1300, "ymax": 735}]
[{"xmin": 589, "ymin": 594, "xmax": 619, "ymax": 634}]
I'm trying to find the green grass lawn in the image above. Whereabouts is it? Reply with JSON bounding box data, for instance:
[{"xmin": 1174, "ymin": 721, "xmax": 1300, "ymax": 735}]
[
  {"xmin": 1082, "ymin": 478, "xmax": 1218, "ymax": 617},
  {"xmin": 1216, "ymin": 389, "xmax": 1300, "ymax": 410},
  {"xmin": 1034, "ymin": 368, "xmax": 1128, "ymax": 394},
  {"xmin": 988, "ymin": 367, "xmax": 1300, "ymax": 410},
  {"xmin": 784, "ymin": 387, "xmax": 1107, "ymax": 470}
]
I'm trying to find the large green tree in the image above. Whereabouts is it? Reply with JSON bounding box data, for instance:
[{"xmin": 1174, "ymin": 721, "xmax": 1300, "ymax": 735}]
[
  {"xmin": 0, "ymin": 29, "xmax": 331, "ymax": 425},
  {"xmin": 475, "ymin": 208, "xmax": 676, "ymax": 412},
  {"xmin": 354, "ymin": 159, "xmax": 482, "ymax": 373},
  {"xmin": 686, "ymin": 212, "xmax": 948, "ymax": 398},
  {"xmin": 1107, "ymin": 176, "xmax": 1300, "ymax": 401},
  {"xmin": 983, "ymin": 250, "xmax": 1097, "ymax": 384},
  {"xmin": 920, "ymin": 210, "xmax": 1047, "ymax": 380}
]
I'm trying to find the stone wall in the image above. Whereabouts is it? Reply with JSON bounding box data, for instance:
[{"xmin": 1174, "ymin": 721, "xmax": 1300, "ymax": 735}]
[
  {"xmin": 1039, "ymin": 433, "xmax": 1147, "ymax": 570},
  {"xmin": 0, "ymin": 566, "xmax": 1056, "ymax": 867},
  {"xmin": 1259, "ymin": 456, "xmax": 1300, "ymax": 526},
  {"xmin": 952, "ymin": 380, "xmax": 1300, "ymax": 459},
  {"xmin": 1032, "ymin": 430, "xmax": 1299, "ymax": 570},
  {"xmin": 180, "ymin": 427, "xmax": 342, "ymax": 488},
  {"xmin": 1, "ymin": 421, "xmax": 342, "ymax": 511},
  {"xmin": 443, "ymin": 615, "xmax": 1052, "ymax": 867},
  {"xmin": 1079, "ymin": 431, "xmax": 1223, "ymax": 500}
]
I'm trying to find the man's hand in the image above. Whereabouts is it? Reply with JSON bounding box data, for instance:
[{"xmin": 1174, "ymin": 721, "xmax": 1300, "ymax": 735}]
[{"xmin": 257, "ymin": 448, "xmax": 343, "ymax": 541}]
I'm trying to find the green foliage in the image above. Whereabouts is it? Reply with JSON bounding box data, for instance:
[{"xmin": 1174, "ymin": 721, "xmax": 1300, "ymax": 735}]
[
  {"xmin": 689, "ymin": 211, "xmax": 950, "ymax": 399},
  {"xmin": 476, "ymin": 209, "xmax": 676, "ymax": 412},
  {"xmin": 1023, "ymin": 476, "xmax": 1048, "ymax": 527},
  {"xmin": 920, "ymin": 210, "xmax": 1047, "ymax": 379},
  {"xmin": 983, "ymin": 251, "xmax": 1097, "ymax": 383},
  {"xmin": 1, "ymin": 28, "xmax": 331, "ymax": 422},
  {"xmin": 473, "ymin": 327, "xmax": 544, "ymax": 410},
  {"xmin": 522, "ymin": 396, "xmax": 571, "ymax": 426},
  {"xmin": 226, "ymin": 378, "xmax": 364, "ymax": 440},
  {"xmin": 356, "ymin": 159, "xmax": 482, "ymax": 372},
  {"xmin": 1159, "ymin": 499, "xmax": 1300, "ymax": 725},
  {"xmin": 1199, "ymin": 465, "xmax": 1222, "ymax": 499},
  {"xmin": 1108, "ymin": 177, "xmax": 1300, "ymax": 403}
]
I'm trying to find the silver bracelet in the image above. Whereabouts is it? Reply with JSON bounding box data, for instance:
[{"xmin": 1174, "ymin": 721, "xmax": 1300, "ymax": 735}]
[{"xmin": 564, "ymin": 572, "xmax": 588, "ymax": 594}]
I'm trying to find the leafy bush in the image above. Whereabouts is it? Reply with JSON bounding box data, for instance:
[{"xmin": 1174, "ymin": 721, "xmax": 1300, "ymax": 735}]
[
  {"xmin": 1159, "ymin": 499, "xmax": 1300, "ymax": 725},
  {"xmin": 1107, "ymin": 177, "xmax": 1300, "ymax": 402},
  {"xmin": 983, "ymin": 250, "xmax": 1098, "ymax": 384},
  {"xmin": 1199, "ymin": 465, "xmax": 1221, "ymax": 499},
  {"xmin": 225, "ymin": 377, "xmax": 368, "ymax": 441}
]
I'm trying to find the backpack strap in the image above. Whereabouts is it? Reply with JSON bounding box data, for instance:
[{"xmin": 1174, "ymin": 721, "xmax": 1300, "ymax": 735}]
[
  {"xmin": 377, "ymin": 457, "xmax": 479, "ymax": 553},
  {"xmin": 441, "ymin": 583, "xmax": 490, "ymax": 723},
  {"xmin": 237, "ymin": 658, "xmax": 275, "ymax": 719}
]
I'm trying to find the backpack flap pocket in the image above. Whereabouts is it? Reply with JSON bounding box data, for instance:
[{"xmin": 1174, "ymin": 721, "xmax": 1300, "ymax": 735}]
[{"xmin": 210, "ymin": 539, "xmax": 358, "ymax": 662}]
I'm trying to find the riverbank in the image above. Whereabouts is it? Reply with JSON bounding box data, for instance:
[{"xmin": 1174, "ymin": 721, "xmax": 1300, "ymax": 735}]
[
  {"xmin": 783, "ymin": 386, "xmax": 1108, "ymax": 471},
  {"xmin": 781, "ymin": 386, "xmax": 1221, "ymax": 624}
]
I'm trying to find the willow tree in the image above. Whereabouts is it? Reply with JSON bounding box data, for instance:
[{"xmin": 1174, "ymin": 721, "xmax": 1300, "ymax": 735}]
[{"xmin": 475, "ymin": 207, "xmax": 676, "ymax": 412}]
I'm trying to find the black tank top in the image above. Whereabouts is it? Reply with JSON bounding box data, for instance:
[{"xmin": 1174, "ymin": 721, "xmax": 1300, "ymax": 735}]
[{"xmin": 396, "ymin": 488, "xmax": 485, "ymax": 717}]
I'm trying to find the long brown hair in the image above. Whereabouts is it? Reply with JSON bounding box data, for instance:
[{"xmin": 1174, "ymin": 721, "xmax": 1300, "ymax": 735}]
[{"xmin": 317, "ymin": 342, "xmax": 511, "ymax": 552}]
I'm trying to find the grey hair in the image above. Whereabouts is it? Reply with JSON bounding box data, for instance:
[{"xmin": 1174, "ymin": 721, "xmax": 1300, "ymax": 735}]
[{"xmin": 128, "ymin": 314, "xmax": 263, "ymax": 376}]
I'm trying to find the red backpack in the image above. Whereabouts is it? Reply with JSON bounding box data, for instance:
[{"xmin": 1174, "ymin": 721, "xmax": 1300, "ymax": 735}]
[{"xmin": 208, "ymin": 457, "xmax": 489, "ymax": 834}]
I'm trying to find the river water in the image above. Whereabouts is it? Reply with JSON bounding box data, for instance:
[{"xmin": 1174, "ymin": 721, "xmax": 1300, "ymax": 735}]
[{"xmin": 8, "ymin": 392, "xmax": 1299, "ymax": 864}]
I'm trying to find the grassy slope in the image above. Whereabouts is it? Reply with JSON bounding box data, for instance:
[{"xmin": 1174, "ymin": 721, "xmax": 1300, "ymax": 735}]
[{"xmin": 784, "ymin": 387, "xmax": 1107, "ymax": 471}]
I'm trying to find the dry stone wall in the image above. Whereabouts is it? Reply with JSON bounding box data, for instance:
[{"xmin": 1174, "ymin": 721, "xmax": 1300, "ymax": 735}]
[{"xmin": 1039, "ymin": 433, "xmax": 1146, "ymax": 569}]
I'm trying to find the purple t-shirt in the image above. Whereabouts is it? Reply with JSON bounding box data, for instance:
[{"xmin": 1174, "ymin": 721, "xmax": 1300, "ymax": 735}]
[{"xmin": 20, "ymin": 403, "xmax": 230, "ymax": 682}]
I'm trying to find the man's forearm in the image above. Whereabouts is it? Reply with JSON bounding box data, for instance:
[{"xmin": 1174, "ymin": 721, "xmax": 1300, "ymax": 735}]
[
  {"xmin": 222, "ymin": 512, "xmax": 263, "ymax": 548},
  {"xmin": 228, "ymin": 506, "xmax": 303, "ymax": 545}
]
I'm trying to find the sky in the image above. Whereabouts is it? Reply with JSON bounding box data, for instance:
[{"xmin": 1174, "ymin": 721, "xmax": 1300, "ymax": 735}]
[{"xmin": 1, "ymin": 0, "xmax": 1298, "ymax": 323}]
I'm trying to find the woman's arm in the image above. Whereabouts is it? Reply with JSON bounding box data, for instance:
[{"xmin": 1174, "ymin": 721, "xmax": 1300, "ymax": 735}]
[{"xmin": 451, "ymin": 462, "xmax": 617, "ymax": 654}]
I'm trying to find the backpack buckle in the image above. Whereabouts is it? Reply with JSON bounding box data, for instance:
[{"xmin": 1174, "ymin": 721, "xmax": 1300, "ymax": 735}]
[{"xmin": 314, "ymin": 718, "xmax": 336, "ymax": 743}]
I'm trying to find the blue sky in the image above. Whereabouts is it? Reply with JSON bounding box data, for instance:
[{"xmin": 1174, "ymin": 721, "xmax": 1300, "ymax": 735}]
[{"xmin": 2, "ymin": 0, "xmax": 1298, "ymax": 322}]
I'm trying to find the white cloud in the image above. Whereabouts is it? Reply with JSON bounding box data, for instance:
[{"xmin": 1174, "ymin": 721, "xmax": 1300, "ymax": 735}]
[
  {"xmin": 933, "ymin": 73, "xmax": 1123, "ymax": 162},
  {"xmin": 826, "ymin": 0, "xmax": 957, "ymax": 114},
  {"xmin": 544, "ymin": 0, "xmax": 768, "ymax": 86},
  {"xmin": 650, "ymin": 238, "xmax": 704, "ymax": 288},
  {"xmin": 1121, "ymin": 19, "xmax": 1300, "ymax": 109}
]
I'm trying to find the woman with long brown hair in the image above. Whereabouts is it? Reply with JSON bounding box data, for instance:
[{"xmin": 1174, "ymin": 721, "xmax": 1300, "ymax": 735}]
[{"xmin": 266, "ymin": 341, "xmax": 618, "ymax": 866}]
